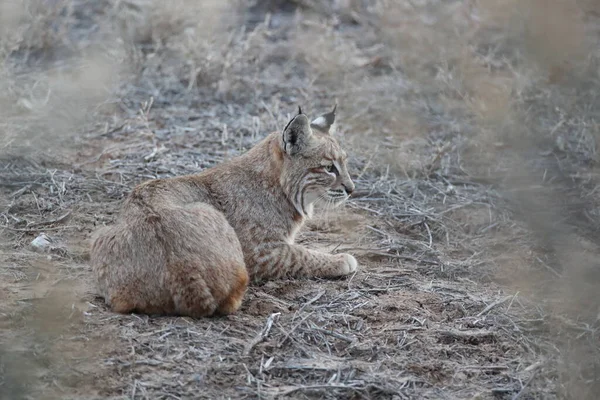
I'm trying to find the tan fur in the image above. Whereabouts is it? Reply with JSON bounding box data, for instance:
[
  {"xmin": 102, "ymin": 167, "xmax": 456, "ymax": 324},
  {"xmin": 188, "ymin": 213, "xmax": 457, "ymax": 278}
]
[{"xmin": 90, "ymin": 107, "xmax": 357, "ymax": 317}]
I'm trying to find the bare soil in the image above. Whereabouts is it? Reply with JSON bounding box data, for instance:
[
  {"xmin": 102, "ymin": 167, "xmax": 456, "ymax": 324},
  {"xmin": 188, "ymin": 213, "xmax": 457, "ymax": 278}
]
[{"xmin": 1, "ymin": 1, "xmax": 599, "ymax": 399}]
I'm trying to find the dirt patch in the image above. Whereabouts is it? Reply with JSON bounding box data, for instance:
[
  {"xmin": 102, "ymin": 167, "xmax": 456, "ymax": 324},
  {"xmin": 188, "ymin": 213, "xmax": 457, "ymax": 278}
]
[{"xmin": 1, "ymin": 0, "xmax": 599, "ymax": 399}]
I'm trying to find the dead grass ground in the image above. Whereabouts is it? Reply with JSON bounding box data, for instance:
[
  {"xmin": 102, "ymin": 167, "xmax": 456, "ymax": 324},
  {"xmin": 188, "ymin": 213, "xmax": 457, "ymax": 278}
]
[{"xmin": 1, "ymin": 0, "xmax": 599, "ymax": 399}]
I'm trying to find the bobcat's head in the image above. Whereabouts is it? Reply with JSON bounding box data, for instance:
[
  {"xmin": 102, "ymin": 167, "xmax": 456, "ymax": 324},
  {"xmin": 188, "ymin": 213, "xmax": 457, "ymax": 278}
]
[{"xmin": 278, "ymin": 106, "xmax": 355, "ymax": 218}]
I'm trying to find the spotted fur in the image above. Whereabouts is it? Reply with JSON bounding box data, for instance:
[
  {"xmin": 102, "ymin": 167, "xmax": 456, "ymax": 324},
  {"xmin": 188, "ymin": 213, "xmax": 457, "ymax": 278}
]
[{"xmin": 90, "ymin": 106, "xmax": 357, "ymax": 317}]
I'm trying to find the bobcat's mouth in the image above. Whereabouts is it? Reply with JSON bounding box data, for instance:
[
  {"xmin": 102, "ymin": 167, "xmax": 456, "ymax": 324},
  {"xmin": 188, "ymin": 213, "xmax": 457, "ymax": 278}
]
[{"xmin": 326, "ymin": 189, "xmax": 349, "ymax": 203}]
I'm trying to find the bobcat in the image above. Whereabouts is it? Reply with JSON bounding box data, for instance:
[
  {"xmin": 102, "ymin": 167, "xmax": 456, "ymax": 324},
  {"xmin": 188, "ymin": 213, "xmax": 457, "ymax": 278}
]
[{"xmin": 90, "ymin": 106, "xmax": 357, "ymax": 317}]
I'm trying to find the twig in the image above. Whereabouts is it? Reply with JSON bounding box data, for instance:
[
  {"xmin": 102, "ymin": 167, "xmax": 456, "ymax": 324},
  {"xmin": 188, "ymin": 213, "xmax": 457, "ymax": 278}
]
[
  {"xmin": 309, "ymin": 324, "xmax": 354, "ymax": 343},
  {"xmin": 131, "ymin": 380, "xmax": 137, "ymax": 400},
  {"xmin": 477, "ymin": 295, "xmax": 513, "ymax": 317},
  {"xmin": 353, "ymin": 249, "xmax": 440, "ymax": 265},
  {"xmin": 27, "ymin": 210, "xmax": 72, "ymax": 228},
  {"xmin": 464, "ymin": 365, "xmax": 509, "ymax": 370},
  {"xmin": 356, "ymin": 148, "xmax": 377, "ymax": 180},
  {"xmin": 278, "ymin": 312, "xmax": 314, "ymax": 348},
  {"xmin": 255, "ymin": 291, "xmax": 293, "ymax": 310},
  {"xmin": 243, "ymin": 313, "xmax": 280, "ymax": 356},
  {"xmin": 424, "ymin": 221, "xmax": 432, "ymax": 248},
  {"xmin": 295, "ymin": 290, "xmax": 325, "ymax": 316},
  {"xmin": 1, "ymin": 225, "xmax": 79, "ymax": 232},
  {"xmin": 9, "ymin": 184, "xmax": 31, "ymax": 198},
  {"xmin": 438, "ymin": 329, "xmax": 496, "ymax": 344},
  {"xmin": 426, "ymin": 143, "xmax": 452, "ymax": 175},
  {"xmin": 512, "ymin": 369, "xmax": 539, "ymax": 400},
  {"xmin": 535, "ymin": 256, "xmax": 562, "ymax": 278},
  {"xmin": 275, "ymin": 383, "xmax": 361, "ymax": 396}
]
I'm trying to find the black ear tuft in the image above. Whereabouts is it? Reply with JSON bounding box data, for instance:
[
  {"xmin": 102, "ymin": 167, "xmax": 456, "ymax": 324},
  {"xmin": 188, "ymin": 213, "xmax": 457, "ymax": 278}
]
[{"xmin": 298, "ymin": 106, "xmax": 303, "ymax": 115}]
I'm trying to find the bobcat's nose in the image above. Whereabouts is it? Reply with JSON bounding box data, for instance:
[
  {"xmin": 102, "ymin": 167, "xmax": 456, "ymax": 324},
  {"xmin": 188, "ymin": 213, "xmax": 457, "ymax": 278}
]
[{"xmin": 343, "ymin": 183, "xmax": 354, "ymax": 195}]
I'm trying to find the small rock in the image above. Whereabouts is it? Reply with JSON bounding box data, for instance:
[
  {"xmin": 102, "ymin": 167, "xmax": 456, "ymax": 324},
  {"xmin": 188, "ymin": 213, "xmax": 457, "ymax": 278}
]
[{"xmin": 31, "ymin": 233, "xmax": 52, "ymax": 252}]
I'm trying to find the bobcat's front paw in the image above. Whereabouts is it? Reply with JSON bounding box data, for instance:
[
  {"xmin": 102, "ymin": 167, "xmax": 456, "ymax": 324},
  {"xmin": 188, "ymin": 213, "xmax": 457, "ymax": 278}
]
[{"xmin": 335, "ymin": 253, "xmax": 358, "ymax": 276}]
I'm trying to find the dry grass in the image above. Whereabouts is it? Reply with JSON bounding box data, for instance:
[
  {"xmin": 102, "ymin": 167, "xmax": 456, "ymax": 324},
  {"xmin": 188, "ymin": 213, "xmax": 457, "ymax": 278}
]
[{"xmin": 1, "ymin": 0, "xmax": 599, "ymax": 399}]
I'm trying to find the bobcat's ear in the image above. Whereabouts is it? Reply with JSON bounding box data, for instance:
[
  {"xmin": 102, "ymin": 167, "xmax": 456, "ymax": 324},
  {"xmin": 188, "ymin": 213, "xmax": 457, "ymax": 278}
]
[
  {"xmin": 281, "ymin": 110, "xmax": 312, "ymax": 156},
  {"xmin": 310, "ymin": 104, "xmax": 337, "ymax": 134}
]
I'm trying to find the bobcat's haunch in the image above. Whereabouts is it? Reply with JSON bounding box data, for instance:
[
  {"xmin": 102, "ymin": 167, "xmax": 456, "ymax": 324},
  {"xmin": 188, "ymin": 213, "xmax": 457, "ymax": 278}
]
[{"xmin": 90, "ymin": 106, "xmax": 357, "ymax": 317}]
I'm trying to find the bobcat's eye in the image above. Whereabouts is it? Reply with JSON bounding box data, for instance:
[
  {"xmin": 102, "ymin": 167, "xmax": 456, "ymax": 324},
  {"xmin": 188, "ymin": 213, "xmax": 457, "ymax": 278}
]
[{"xmin": 324, "ymin": 164, "xmax": 337, "ymax": 174}]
